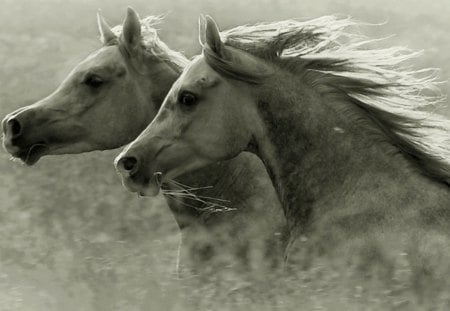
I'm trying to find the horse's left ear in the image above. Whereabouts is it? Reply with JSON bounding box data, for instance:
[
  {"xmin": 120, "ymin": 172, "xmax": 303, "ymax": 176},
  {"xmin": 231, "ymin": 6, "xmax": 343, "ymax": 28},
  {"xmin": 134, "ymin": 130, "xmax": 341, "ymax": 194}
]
[
  {"xmin": 97, "ymin": 10, "xmax": 116, "ymax": 45},
  {"xmin": 122, "ymin": 7, "xmax": 141, "ymax": 53},
  {"xmin": 203, "ymin": 15, "xmax": 224, "ymax": 56}
]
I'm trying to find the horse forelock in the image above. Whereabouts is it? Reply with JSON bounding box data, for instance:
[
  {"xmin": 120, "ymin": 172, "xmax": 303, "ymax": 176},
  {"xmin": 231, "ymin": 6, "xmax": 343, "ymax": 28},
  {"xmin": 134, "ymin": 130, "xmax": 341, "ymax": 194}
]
[
  {"xmin": 202, "ymin": 46, "xmax": 266, "ymax": 85},
  {"xmin": 204, "ymin": 16, "xmax": 450, "ymax": 185},
  {"xmin": 108, "ymin": 15, "xmax": 188, "ymax": 71}
]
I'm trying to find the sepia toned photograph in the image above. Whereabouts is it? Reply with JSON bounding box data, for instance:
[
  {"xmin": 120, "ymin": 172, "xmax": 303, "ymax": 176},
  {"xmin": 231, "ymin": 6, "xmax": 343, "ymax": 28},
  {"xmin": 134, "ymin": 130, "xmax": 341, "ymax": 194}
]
[{"xmin": 1, "ymin": 0, "xmax": 449, "ymax": 310}]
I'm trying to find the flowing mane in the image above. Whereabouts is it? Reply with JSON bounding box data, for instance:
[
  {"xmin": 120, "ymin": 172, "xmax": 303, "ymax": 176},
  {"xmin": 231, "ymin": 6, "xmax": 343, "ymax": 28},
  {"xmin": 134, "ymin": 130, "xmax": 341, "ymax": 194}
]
[
  {"xmin": 203, "ymin": 16, "xmax": 450, "ymax": 185},
  {"xmin": 108, "ymin": 15, "xmax": 188, "ymax": 70}
]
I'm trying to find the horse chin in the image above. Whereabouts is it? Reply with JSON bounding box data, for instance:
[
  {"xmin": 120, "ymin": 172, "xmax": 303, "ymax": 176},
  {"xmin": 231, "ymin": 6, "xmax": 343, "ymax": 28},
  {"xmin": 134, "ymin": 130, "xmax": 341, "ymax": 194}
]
[
  {"xmin": 16, "ymin": 143, "xmax": 49, "ymax": 166},
  {"xmin": 121, "ymin": 175, "xmax": 161, "ymax": 197},
  {"xmin": 138, "ymin": 182, "xmax": 161, "ymax": 197}
]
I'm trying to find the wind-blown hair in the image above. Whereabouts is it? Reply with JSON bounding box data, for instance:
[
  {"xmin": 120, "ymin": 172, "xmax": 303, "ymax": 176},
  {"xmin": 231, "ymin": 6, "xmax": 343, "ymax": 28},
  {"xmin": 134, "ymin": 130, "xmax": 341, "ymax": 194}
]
[
  {"xmin": 109, "ymin": 15, "xmax": 188, "ymax": 70},
  {"xmin": 202, "ymin": 16, "xmax": 450, "ymax": 185}
]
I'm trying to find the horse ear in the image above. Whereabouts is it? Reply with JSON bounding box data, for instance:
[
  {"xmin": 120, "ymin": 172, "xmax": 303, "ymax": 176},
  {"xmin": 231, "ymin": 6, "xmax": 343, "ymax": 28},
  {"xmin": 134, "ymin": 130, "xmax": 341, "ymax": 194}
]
[
  {"xmin": 198, "ymin": 14, "xmax": 206, "ymax": 46},
  {"xmin": 122, "ymin": 7, "xmax": 141, "ymax": 53},
  {"xmin": 97, "ymin": 10, "xmax": 116, "ymax": 45},
  {"xmin": 204, "ymin": 15, "xmax": 224, "ymax": 56}
]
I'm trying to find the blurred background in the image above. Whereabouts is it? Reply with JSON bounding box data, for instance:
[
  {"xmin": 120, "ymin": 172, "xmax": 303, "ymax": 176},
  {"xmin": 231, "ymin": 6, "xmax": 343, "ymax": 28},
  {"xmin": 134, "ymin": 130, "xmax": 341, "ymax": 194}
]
[{"xmin": 1, "ymin": 0, "xmax": 449, "ymax": 310}]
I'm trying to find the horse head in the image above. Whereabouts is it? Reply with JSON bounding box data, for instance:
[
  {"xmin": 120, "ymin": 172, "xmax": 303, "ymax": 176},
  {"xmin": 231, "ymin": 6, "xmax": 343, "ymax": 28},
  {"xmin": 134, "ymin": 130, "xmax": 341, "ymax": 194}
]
[{"xmin": 2, "ymin": 8, "xmax": 178, "ymax": 165}]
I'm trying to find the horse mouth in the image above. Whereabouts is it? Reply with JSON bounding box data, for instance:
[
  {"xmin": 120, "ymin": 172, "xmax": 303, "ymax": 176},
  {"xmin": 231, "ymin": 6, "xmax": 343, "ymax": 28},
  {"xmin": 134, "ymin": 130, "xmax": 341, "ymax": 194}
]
[
  {"xmin": 122, "ymin": 172, "xmax": 163, "ymax": 197},
  {"xmin": 15, "ymin": 142, "xmax": 49, "ymax": 165}
]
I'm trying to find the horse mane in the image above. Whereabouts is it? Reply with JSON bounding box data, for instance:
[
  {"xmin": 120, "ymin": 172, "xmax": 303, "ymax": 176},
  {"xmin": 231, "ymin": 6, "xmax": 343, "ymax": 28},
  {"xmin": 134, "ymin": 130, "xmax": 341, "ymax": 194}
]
[
  {"xmin": 203, "ymin": 16, "xmax": 450, "ymax": 185},
  {"xmin": 108, "ymin": 15, "xmax": 188, "ymax": 70}
]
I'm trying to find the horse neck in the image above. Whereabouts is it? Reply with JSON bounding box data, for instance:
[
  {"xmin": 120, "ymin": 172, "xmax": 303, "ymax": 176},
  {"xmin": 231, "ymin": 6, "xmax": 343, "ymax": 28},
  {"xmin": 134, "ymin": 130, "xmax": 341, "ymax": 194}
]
[
  {"xmin": 141, "ymin": 58, "xmax": 183, "ymax": 110},
  {"xmin": 250, "ymin": 70, "xmax": 447, "ymax": 230}
]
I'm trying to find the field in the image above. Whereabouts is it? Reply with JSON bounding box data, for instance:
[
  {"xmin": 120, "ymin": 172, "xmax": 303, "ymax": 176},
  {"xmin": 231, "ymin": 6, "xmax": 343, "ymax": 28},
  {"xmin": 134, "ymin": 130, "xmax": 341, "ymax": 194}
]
[{"xmin": 1, "ymin": 0, "xmax": 450, "ymax": 310}]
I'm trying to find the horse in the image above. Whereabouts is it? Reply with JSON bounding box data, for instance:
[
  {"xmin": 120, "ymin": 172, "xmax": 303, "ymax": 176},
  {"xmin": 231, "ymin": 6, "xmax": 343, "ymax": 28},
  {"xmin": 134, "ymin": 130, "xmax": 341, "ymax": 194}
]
[
  {"xmin": 1, "ymin": 8, "xmax": 286, "ymax": 274},
  {"xmin": 115, "ymin": 15, "xmax": 450, "ymax": 299}
]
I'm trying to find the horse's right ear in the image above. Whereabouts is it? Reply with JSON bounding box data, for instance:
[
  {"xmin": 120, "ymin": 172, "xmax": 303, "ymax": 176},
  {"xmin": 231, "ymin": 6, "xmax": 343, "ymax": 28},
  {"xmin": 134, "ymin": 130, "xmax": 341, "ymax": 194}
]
[
  {"xmin": 198, "ymin": 15, "xmax": 207, "ymax": 46},
  {"xmin": 201, "ymin": 15, "xmax": 224, "ymax": 56},
  {"xmin": 122, "ymin": 7, "xmax": 142, "ymax": 53},
  {"xmin": 97, "ymin": 10, "xmax": 116, "ymax": 45}
]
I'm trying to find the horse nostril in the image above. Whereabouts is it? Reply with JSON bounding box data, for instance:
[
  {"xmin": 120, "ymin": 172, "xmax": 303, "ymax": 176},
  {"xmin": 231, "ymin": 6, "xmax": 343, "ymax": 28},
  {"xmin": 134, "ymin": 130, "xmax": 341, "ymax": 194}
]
[
  {"xmin": 123, "ymin": 157, "xmax": 137, "ymax": 171},
  {"xmin": 118, "ymin": 156, "xmax": 139, "ymax": 174},
  {"xmin": 7, "ymin": 118, "xmax": 22, "ymax": 138}
]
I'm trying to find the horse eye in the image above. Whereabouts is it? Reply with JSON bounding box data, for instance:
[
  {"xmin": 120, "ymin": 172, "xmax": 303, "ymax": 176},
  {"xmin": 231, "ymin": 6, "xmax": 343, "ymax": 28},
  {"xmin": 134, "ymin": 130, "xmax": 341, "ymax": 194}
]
[
  {"xmin": 178, "ymin": 92, "xmax": 198, "ymax": 106},
  {"xmin": 84, "ymin": 74, "xmax": 104, "ymax": 88}
]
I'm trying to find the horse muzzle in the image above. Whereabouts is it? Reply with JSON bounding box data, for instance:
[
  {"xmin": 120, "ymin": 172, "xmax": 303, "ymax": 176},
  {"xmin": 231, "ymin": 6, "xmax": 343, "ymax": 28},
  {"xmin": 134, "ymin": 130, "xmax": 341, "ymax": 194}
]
[
  {"xmin": 114, "ymin": 140, "xmax": 168, "ymax": 197},
  {"xmin": 2, "ymin": 111, "xmax": 49, "ymax": 165}
]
